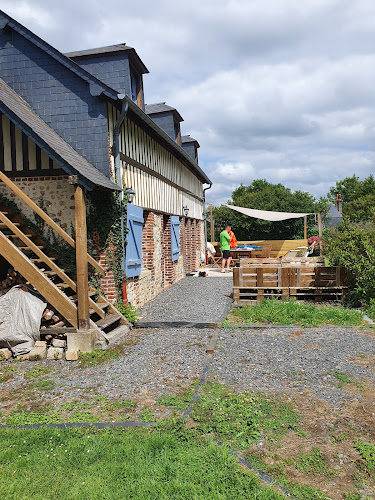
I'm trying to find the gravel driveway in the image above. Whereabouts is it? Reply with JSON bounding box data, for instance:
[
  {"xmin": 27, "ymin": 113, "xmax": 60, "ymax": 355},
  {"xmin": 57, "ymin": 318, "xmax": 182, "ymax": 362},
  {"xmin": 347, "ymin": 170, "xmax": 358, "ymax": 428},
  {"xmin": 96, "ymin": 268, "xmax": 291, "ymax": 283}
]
[
  {"xmin": 1, "ymin": 325, "xmax": 374, "ymax": 412},
  {"xmin": 138, "ymin": 276, "xmax": 232, "ymax": 326}
]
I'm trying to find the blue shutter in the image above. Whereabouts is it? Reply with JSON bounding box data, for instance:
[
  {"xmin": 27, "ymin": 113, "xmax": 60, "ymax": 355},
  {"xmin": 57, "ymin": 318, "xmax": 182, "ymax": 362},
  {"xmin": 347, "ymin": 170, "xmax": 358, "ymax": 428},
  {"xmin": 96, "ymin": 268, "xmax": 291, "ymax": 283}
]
[
  {"xmin": 171, "ymin": 216, "xmax": 180, "ymax": 262},
  {"xmin": 125, "ymin": 204, "xmax": 144, "ymax": 277}
]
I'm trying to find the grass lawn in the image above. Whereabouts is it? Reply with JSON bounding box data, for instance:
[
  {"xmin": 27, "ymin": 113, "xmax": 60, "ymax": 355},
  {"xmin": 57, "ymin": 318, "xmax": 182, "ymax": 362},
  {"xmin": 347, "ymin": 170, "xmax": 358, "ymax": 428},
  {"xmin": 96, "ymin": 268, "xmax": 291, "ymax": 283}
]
[
  {"xmin": 226, "ymin": 299, "xmax": 366, "ymax": 327},
  {"xmin": 0, "ymin": 426, "xmax": 284, "ymax": 500}
]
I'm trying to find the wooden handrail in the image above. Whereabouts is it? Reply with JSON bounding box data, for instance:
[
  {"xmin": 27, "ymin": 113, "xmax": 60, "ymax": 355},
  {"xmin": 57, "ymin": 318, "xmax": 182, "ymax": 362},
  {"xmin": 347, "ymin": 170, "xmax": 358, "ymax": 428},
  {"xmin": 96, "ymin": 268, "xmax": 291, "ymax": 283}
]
[
  {"xmin": 0, "ymin": 171, "xmax": 105, "ymax": 275},
  {"xmin": 0, "ymin": 212, "xmax": 105, "ymax": 319}
]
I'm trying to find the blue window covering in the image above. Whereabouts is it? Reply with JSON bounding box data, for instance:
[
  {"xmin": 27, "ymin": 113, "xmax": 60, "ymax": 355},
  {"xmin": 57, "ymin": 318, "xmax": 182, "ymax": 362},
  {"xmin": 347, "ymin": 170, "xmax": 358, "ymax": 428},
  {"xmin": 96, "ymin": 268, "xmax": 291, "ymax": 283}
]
[
  {"xmin": 171, "ymin": 216, "xmax": 180, "ymax": 262},
  {"xmin": 125, "ymin": 204, "xmax": 144, "ymax": 277}
]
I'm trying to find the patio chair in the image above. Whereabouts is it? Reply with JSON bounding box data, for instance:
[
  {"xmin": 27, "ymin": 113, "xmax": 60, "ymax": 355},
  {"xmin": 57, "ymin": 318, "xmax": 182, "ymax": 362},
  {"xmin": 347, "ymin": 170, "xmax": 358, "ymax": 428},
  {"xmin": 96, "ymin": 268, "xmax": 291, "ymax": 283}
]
[
  {"xmin": 207, "ymin": 248, "xmax": 222, "ymax": 268},
  {"xmin": 255, "ymin": 244, "xmax": 272, "ymax": 258}
]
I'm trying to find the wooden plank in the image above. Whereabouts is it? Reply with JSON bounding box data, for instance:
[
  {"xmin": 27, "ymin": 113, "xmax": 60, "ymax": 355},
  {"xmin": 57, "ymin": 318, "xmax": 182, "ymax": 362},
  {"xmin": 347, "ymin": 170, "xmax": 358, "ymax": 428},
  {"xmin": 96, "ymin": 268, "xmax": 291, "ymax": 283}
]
[
  {"xmin": 74, "ymin": 185, "xmax": 90, "ymax": 330},
  {"xmin": 0, "ymin": 171, "xmax": 104, "ymax": 275},
  {"xmin": 256, "ymin": 268, "xmax": 264, "ymax": 287},
  {"xmin": 0, "ymin": 232, "xmax": 78, "ymax": 326}
]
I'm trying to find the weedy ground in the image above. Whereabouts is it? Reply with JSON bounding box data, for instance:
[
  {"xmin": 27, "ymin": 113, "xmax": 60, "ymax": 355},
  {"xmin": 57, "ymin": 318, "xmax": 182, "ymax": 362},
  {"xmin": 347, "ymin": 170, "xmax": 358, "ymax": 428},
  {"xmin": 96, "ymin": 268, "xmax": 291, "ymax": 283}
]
[{"xmin": 226, "ymin": 299, "xmax": 368, "ymax": 327}]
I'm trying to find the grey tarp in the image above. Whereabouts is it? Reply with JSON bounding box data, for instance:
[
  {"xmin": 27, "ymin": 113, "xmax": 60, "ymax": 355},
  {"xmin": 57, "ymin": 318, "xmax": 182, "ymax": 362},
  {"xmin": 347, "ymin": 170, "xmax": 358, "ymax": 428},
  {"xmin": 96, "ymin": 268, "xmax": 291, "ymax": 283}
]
[{"xmin": 0, "ymin": 286, "xmax": 46, "ymax": 356}]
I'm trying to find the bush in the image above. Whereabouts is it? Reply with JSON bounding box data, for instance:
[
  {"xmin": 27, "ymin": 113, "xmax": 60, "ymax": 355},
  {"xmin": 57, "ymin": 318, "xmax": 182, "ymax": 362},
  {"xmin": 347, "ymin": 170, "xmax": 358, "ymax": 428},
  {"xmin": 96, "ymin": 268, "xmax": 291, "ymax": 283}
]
[{"xmin": 323, "ymin": 219, "xmax": 375, "ymax": 306}]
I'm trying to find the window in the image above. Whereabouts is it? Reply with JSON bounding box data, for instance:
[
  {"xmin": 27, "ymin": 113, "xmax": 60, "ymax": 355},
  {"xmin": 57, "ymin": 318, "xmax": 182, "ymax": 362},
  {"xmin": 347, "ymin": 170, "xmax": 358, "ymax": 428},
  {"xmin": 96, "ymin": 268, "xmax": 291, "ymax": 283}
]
[{"xmin": 130, "ymin": 67, "xmax": 142, "ymax": 108}]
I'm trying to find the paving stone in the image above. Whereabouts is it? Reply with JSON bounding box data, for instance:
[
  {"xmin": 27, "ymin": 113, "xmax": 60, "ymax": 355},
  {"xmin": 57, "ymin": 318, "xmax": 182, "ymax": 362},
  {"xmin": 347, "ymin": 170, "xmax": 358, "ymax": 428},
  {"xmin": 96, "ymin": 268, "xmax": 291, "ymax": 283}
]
[
  {"xmin": 65, "ymin": 348, "xmax": 79, "ymax": 361},
  {"xmin": 34, "ymin": 340, "xmax": 47, "ymax": 348},
  {"xmin": 0, "ymin": 348, "xmax": 12, "ymax": 360},
  {"xmin": 51, "ymin": 338, "xmax": 66, "ymax": 348},
  {"xmin": 28, "ymin": 346, "xmax": 47, "ymax": 361},
  {"xmin": 47, "ymin": 347, "xmax": 64, "ymax": 360}
]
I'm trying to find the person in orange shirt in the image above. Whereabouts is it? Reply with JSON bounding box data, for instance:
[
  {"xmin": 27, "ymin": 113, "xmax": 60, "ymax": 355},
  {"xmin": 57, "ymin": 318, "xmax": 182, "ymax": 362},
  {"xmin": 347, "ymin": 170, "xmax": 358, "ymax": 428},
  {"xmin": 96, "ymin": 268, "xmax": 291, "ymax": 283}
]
[{"xmin": 228, "ymin": 229, "xmax": 237, "ymax": 249}]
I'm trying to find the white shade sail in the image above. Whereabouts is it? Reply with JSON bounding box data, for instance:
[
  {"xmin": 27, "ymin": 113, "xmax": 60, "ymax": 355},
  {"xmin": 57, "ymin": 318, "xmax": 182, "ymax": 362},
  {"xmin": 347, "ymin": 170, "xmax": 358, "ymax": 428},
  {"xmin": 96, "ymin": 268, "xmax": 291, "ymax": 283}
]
[{"xmin": 225, "ymin": 204, "xmax": 313, "ymax": 222}]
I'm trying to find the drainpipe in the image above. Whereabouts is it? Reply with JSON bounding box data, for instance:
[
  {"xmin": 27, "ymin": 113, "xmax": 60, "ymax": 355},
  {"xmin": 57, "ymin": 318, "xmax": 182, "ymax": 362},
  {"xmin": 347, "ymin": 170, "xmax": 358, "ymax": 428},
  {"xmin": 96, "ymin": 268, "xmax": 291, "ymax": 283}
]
[
  {"xmin": 113, "ymin": 95, "xmax": 129, "ymax": 299},
  {"xmin": 203, "ymin": 183, "xmax": 212, "ymax": 263}
]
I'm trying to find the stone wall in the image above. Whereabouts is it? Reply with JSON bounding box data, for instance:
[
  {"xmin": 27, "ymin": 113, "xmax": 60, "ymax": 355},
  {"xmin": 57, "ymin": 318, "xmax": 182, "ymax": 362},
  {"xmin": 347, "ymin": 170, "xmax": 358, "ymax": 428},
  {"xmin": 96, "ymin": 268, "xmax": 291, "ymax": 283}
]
[{"xmin": 0, "ymin": 175, "xmax": 75, "ymax": 234}]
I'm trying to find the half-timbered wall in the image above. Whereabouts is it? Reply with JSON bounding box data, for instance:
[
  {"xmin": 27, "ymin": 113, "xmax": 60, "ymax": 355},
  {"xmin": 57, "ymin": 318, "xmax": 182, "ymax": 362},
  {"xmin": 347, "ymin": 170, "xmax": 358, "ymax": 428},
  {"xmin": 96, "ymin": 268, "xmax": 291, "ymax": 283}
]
[
  {"xmin": 0, "ymin": 115, "xmax": 75, "ymax": 232},
  {"xmin": 0, "ymin": 114, "xmax": 62, "ymax": 175},
  {"xmin": 108, "ymin": 105, "xmax": 204, "ymax": 220}
]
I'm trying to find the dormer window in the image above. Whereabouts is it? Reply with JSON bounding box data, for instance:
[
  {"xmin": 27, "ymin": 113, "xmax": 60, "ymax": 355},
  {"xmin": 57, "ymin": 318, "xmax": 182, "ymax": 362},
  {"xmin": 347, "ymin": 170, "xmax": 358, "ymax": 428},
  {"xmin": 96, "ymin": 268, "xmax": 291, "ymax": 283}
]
[{"xmin": 130, "ymin": 66, "xmax": 143, "ymax": 108}]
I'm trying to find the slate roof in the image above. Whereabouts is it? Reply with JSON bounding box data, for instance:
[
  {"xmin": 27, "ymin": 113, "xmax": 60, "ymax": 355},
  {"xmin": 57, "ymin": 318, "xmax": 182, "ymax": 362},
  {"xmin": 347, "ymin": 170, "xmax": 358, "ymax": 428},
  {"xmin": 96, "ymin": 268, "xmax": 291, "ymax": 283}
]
[
  {"xmin": 0, "ymin": 78, "xmax": 120, "ymax": 191},
  {"xmin": 0, "ymin": 10, "xmax": 119, "ymax": 100},
  {"xmin": 0, "ymin": 10, "xmax": 212, "ymax": 185},
  {"xmin": 181, "ymin": 135, "xmax": 200, "ymax": 148},
  {"xmin": 145, "ymin": 103, "xmax": 184, "ymax": 123},
  {"xmin": 65, "ymin": 44, "xmax": 149, "ymax": 74}
]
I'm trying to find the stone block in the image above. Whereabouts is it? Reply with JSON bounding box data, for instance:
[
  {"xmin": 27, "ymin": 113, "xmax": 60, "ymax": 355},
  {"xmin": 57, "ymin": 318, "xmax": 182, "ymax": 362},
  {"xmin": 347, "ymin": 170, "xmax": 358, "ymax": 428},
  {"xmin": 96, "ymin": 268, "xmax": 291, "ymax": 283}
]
[
  {"xmin": 28, "ymin": 346, "xmax": 47, "ymax": 361},
  {"xmin": 66, "ymin": 330, "xmax": 96, "ymax": 353},
  {"xmin": 34, "ymin": 340, "xmax": 47, "ymax": 348},
  {"xmin": 46, "ymin": 347, "xmax": 64, "ymax": 360},
  {"xmin": 51, "ymin": 338, "xmax": 67, "ymax": 348},
  {"xmin": 0, "ymin": 348, "xmax": 12, "ymax": 360},
  {"xmin": 16, "ymin": 353, "xmax": 30, "ymax": 361},
  {"xmin": 65, "ymin": 348, "xmax": 79, "ymax": 361}
]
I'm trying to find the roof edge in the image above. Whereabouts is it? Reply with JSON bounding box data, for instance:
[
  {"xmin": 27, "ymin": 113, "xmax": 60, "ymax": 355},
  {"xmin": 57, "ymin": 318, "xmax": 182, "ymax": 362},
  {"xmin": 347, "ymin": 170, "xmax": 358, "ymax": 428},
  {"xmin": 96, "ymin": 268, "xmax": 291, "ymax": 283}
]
[{"xmin": 125, "ymin": 97, "xmax": 211, "ymax": 184}]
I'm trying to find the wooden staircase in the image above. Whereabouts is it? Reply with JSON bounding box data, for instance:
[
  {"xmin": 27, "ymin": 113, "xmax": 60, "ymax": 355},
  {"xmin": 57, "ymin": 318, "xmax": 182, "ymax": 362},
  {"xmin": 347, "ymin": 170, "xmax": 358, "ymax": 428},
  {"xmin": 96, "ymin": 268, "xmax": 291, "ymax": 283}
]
[{"xmin": 0, "ymin": 172, "xmax": 129, "ymax": 345}]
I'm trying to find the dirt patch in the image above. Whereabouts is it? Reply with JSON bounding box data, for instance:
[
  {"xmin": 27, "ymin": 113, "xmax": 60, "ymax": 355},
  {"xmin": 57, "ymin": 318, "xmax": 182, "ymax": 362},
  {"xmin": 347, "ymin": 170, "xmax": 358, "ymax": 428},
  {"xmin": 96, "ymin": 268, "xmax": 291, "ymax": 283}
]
[
  {"xmin": 247, "ymin": 391, "xmax": 375, "ymax": 499},
  {"xmin": 348, "ymin": 354, "xmax": 375, "ymax": 373}
]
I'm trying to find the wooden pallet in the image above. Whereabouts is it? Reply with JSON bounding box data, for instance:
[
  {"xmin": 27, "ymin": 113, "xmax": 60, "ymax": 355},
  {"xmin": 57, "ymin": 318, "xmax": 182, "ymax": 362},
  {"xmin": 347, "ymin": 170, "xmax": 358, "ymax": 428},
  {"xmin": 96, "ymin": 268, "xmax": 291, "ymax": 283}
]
[{"xmin": 233, "ymin": 266, "xmax": 347, "ymax": 304}]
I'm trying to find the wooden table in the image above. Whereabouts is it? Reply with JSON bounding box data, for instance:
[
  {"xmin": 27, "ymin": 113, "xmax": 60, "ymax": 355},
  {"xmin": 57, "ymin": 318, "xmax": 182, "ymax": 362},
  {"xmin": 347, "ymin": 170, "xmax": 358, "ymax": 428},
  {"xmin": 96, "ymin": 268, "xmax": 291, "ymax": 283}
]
[{"xmin": 230, "ymin": 247, "xmax": 261, "ymax": 264}]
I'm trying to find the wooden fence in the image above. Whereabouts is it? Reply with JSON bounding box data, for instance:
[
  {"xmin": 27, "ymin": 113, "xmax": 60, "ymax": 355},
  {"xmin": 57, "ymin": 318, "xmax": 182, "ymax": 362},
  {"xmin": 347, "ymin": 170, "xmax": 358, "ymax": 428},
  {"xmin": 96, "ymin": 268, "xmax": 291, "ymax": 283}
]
[{"xmin": 233, "ymin": 265, "xmax": 347, "ymax": 304}]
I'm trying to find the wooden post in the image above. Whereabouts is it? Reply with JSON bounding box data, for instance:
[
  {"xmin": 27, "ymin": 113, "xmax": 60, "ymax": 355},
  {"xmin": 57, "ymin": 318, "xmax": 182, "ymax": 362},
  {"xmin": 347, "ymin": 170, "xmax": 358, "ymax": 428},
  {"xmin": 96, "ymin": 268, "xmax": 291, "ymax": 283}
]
[
  {"xmin": 73, "ymin": 180, "xmax": 90, "ymax": 330},
  {"xmin": 304, "ymin": 216, "xmax": 307, "ymax": 240},
  {"xmin": 317, "ymin": 213, "xmax": 323, "ymax": 256},
  {"xmin": 210, "ymin": 204, "xmax": 213, "ymax": 243}
]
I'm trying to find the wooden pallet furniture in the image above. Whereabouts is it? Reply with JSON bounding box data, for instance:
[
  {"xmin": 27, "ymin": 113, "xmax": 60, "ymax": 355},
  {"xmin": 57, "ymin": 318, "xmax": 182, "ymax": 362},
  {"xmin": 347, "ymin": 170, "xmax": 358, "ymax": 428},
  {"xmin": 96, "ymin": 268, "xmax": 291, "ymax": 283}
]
[{"xmin": 233, "ymin": 265, "xmax": 347, "ymax": 304}]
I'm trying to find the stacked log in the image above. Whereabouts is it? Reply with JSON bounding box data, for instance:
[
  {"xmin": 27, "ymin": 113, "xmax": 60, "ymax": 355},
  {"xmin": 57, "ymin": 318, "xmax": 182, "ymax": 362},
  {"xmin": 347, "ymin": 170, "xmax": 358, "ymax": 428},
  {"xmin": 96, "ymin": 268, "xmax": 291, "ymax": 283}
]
[{"xmin": 0, "ymin": 269, "xmax": 26, "ymax": 294}]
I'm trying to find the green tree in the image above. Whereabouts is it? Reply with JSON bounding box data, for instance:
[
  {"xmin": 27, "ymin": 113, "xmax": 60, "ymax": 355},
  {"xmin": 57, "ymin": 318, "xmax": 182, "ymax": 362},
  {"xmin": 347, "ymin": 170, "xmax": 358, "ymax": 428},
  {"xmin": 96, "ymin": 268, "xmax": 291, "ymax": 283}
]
[
  {"xmin": 328, "ymin": 175, "xmax": 360, "ymax": 203},
  {"xmin": 328, "ymin": 174, "xmax": 375, "ymax": 222},
  {"xmin": 209, "ymin": 180, "xmax": 328, "ymax": 241}
]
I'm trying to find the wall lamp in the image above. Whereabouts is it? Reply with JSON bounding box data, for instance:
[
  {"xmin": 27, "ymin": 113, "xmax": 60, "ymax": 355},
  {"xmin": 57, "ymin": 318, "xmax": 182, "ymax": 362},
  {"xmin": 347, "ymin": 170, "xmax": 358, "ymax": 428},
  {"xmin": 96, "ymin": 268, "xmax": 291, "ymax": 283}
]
[
  {"xmin": 125, "ymin": 187, "xmax": 135, "ymax": 204},
  {"xmin": 183, "ymin": 205, "xmax": 189, "ymax": 217}
]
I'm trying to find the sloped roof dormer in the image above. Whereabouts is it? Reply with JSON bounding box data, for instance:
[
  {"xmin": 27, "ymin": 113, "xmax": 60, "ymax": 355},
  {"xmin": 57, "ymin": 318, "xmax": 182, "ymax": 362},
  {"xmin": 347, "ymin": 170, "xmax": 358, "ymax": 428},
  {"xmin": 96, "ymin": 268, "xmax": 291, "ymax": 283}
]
[
  {"xmin": 66, "ymin": 44, "xmax": 148, "ymax": 110},
  {"xmin": 181, "ymin": 135, "xmax": 200, "ymax": 164},
  {"xmin": 145, "ymin": 103, "xmax": 183, "ymax": 144}
]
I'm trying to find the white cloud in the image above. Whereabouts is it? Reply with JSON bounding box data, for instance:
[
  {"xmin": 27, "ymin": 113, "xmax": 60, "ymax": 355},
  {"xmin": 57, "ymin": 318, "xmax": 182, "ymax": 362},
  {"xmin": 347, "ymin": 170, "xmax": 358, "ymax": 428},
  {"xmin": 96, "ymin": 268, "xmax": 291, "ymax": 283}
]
[{"xmin": 2, "ymin": 0, "xmax": 375, "ymax": 205}]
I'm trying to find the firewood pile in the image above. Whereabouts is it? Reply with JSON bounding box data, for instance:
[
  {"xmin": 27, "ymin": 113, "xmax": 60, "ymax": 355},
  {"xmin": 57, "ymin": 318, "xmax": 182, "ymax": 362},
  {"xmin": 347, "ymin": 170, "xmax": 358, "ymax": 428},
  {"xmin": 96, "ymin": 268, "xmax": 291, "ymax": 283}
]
[{"xmin": 0, "ymin": 269, "xmax": 26, "ymax": 294}]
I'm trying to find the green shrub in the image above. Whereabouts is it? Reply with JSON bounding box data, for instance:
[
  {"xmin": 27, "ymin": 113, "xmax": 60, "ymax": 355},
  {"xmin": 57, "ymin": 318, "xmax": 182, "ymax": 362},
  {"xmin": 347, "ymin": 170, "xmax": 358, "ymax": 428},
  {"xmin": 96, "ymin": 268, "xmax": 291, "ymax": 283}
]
[{"xmin": 324, "ymin": 218, "xmax": 375, "ymax": 306}]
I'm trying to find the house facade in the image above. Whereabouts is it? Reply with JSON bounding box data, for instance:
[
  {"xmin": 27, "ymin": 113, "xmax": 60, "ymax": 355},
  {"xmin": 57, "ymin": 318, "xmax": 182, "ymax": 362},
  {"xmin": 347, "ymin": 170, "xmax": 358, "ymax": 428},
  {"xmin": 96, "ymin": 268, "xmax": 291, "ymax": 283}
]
[{"xmin": 0, "ymin": 10, "xmax": 211, "ymax": 316}]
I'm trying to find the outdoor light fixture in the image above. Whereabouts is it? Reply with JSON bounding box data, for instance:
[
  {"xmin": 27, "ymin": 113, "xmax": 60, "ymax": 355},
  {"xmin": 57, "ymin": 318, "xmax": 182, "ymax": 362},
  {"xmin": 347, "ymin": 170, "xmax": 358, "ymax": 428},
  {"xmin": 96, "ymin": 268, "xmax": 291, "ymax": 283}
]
[
  {"xmin": 183, "ymin": 205, "xmax": 189, "ymax": 217},
  {"xmin": 125, "ymin": 187, "xmax": 135, "ymax": 203}
]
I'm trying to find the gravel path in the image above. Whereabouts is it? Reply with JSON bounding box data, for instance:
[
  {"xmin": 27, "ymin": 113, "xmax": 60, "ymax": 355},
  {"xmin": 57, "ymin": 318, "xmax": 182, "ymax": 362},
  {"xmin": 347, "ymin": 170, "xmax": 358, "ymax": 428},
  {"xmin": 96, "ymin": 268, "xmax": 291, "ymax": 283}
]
[
  {"xmin": 2, "ymin": 325, "xmax": 374, "ymax": 413},
  {"xmin": 211, "ymin": 326, "xmax": 375, "ymax": 407},
  {"xmin": 138, "ymin": 276, "xmax": 232, "ymax": 325}
]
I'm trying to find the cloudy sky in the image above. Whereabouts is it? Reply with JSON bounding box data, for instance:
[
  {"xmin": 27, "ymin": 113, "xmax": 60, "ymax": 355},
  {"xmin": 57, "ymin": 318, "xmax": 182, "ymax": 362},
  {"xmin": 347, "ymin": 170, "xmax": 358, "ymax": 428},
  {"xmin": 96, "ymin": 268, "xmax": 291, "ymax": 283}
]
[{"xmin": 2, "ymin": 0, "xmax": 375, "ymax": 205}]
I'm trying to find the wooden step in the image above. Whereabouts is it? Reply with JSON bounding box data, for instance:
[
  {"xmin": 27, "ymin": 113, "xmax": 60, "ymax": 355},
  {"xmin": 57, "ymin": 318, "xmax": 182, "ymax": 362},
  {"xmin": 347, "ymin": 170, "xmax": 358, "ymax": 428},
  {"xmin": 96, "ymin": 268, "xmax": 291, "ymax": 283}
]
[
  {"xmin": 31, "ymin": 257, "xmax": 56, "ymax": 263},
  {"xmin": 18, "ymin": 245, "xmax": 44, "ymax": 251},
  {"xmin": 56, "ymin": 283, "xmax": 72, "ymax": 290},
  {"xmin": 43, "ymin": 270, "xmax": 58, "ymax": 277},
  {"xmin": 8, "ymin": 233, "xmax": 32, "ymax": 238},
  {"xmin": 96, "ymin": 313, "xmax": 122, "ymax": 330},
  {"xmin": 0, "ymin": 222, "xmax": 20, "ymax": 227}
]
